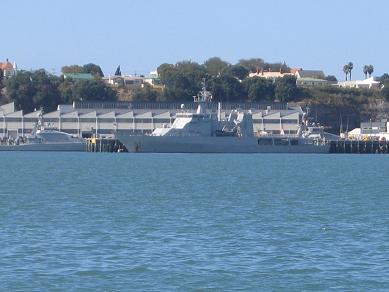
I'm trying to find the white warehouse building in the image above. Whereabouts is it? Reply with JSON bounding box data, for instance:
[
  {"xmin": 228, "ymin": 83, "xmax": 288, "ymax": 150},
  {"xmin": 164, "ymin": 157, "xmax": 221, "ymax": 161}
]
[{"xmin": 0, "ymin": 101, "xmax": 303, "ymax": 138}]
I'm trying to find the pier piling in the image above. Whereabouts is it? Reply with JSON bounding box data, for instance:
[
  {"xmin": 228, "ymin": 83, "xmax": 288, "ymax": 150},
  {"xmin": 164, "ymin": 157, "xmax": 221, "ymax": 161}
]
[
  {"xmin": 329, "ymin": 140, "xmax": 389, "ymax": 154},
  {"xmin": 86, "ymin": 138, "xmax": 127, "ymax": 153}
]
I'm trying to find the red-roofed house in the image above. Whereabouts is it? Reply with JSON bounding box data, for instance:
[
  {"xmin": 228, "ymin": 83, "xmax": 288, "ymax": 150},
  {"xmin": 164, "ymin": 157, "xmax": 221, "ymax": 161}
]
[{"xmin": 0, "ymin": 58, "xmax": 17, "ymax": 78}]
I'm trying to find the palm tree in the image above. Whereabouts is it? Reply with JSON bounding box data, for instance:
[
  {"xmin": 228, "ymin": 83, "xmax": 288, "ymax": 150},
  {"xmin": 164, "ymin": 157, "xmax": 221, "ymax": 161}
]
[
  {"xmin": 348, "ymin": 62, "xmax": 353, "ymax": 80},
  {"xmin": 367, "ymin": 65, "xmax": 374, "ymax": 78},
  {"xmin": 363, "ymin": 65, "xmax": 369, "ymax": 79},
  {"xmin": 343, "ymin": 64, "xmax": 350, "ymax": 81}
]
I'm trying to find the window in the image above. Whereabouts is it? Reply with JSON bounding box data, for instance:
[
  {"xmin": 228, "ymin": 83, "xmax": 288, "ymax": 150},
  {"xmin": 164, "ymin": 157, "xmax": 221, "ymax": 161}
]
[
  {"xmin": 62, "ymin": 118, "xmax": 78, "ymax": 123},
  {"xmin": 45, "ymin": 118, "xmax": 58, "ymax": 122},
  {"xmin": 154, "ymin": 118, "xmax": 171, "ymax": 124},
  {"xmin": 5, "ymin": 117, "xmax": 22, "ymax": 122},
  {"xmin": 99, "ymin": 118, "xmax": 115, "ymax": 123},
  {"xmin": 274, "ymin": 138, "xmax": 289, "ymax": 145},
  {"xmin": 117, "ymin": 118, "xmax": 133, "ymax": 123},
  {"xmin": 282, "ymin": 119, "xmax": 298, "ymax": 124},
  {"xmin": 263, "ymin": 119, "xmax": 281, "ymax": 124},
  {"xmin": 258, "ymin": 138, "xmax": 273, "ymax": 145},
  {"xmin": 24, "ymin": 118, "xmax": 38, "ymax": 122},
  {"xmin": 80, "ymin": 118, "xmax": 96, "ymax": 123},
  {"xmin": 134, "ymin": 118, "xmax": 152, "ymax": 123}
]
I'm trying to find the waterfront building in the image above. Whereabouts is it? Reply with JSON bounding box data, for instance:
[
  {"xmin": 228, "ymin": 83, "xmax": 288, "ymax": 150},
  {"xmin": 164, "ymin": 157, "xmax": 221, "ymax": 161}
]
[
  {"xmin": 0, "ymin": 101, "xmax": 303, "ymax": 139},
  {"xmin": 348, "ymin": 119, "xmax": 389, "ymax": 140}
]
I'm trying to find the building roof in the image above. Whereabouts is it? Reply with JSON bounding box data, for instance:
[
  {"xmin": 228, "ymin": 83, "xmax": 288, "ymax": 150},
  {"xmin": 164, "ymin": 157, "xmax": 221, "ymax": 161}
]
[
  {"xmin": 0, "ymin": 61, "xmax": 13, "ymax": 70},
  {"xmin": 44, "ymin": 111, "xmax": 60, "ymax": 118},
  {"xmin": 98, "ymin": 111, "xmax": 116, "ymax": 119},
  {"xmin": 0, "ymin": 102, "xmax": 15, "ymax": 114},
  {"xmin": 249, "ymin": 71, "xmax": 294, "ymax": 79},
  {"xmin": 64, "ymin": 73, "xmax": 94, "ymax": 80},
  {"xmin": 297, "ymin": 77, "xmax": 328, "ymax": 82},
  {"xmin": 79, "ymin": 111, "xmax": 97, "ymax": 118},
  {"xmin": 135, "ymin": 112, "xmax": 153, "ymax": 119},
  {"xmin": 290, "ymin": 68, "xmax": 302, "ymax": 74},
  {"xmin": 61, "ymin": 111, "xmax": 79, "ymax": 118},
  {"xmin": 6, "ymin": 110, "xmax": 23, "ymax": 118},
  {"xmin": 154, "ymin": 112, "xmax": 172, "ymax": 119},
  {"xmin": 297, "ymin": 70, "xmax": 325, "ymax": 79},
  {"xmin": 116, "ymin": 111, "xmax": 134, "ymax": 119},
  {"xmin": 24, "ymin": 110, "xmax": 42, "ymax": 118}
]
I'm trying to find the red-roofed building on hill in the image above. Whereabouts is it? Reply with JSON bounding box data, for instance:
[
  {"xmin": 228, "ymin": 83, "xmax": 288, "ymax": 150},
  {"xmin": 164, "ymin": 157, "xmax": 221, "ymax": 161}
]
[{"xmin": 0, "ymin": 58, "xmax": 17, "ymax": 78}]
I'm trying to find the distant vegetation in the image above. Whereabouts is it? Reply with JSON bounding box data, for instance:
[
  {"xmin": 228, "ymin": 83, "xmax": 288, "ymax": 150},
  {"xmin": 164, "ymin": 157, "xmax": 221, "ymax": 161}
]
[
  {"xmin": 0, "ymin": 64, "xmax": 116, "ymax": 112},
  {"xmin": 1, "ymin": 58, "xmax": 389, "ymax": 132}
]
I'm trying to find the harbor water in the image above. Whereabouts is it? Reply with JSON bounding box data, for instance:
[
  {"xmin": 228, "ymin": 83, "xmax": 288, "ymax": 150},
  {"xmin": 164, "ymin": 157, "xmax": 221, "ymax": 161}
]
[{"xmin": 1, "ymin": 152, "xmax": 389, "ymax": 290}]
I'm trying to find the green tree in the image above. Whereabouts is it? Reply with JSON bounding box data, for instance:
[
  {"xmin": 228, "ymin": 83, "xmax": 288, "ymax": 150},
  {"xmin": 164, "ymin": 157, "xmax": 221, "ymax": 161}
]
[
  {"xmin": 380, "ymin": 73, "xmax": 389, "ymax": 83},
  {"xmin": 114, "ymin": 65, "xmax": 121, "ymax": 76},
  {"xmin": 367, "ymin": 65, "xmax": 374, "ymax": 78},
  {"xmin": 61, "ymin": 65, "xmax": 84, "ymax": 74},
  {"xmin": 325, "ymin": 75, "xmax": 338, "ymax": 82},
  {"xmin": 131, "ymin": 84, "xmax": 159, "ymax": 101},
  {"xmin": 6, "ymin": 70, "xmax": 61, "ymax": 112},
  {"xmin": 348, "ymin": 62, "xmax": 354, "ymax": 80},
  {"xmin": 228, "ymin": 65, "xmax": 249, "ymax": 81},
  {"xmin": 242, "ymin": 77, "xmax": 274, "ymax": 101},
  {"xmin": 157, "ymin": 63, "xmax": 176, "ymax": 84},
  {"xmin": 237, "ymin": 58, "xmax": 264, "ymax": 73},
  {"xmin": 263, "ymin": 62, "xmax": 289, "ymax": 73},
  {"xmin": 343, "ymin": 64, "xmax": 350, "ymax": 81},
  {"xmin": 72, "ymin": 80, "xmax": 117, "ymax": 101},
  {"xmin": 158, "ymin": 61, "xmax": 207, "ymax": 101},
  {"xmin": 274, "ymin": 75, "xmax": 299, "ymax": 102},
  {"xmin": 31, "ymin": 70, "xmax": 62, "ymax": 111},
  {"xmin": 208, "ymin": 74, "xmax": 245, "ymax": 102},
  {"xmin": 203, "ymin": 57, "xmax": 229, "ymax": 77},
  {"xmin": 83, "ymin": 63, "xmax": 104, "ymax": 77},
  {"xmin": 61, "ymin": 63, "xmax": 104, "ymax": 77},
  {"xmin": 57, "ymin": 77, "xmax": 76, "ymax": 104},
  {"xmin": 381, "ymin": 81, "xmax": 389, "ymax": 101}
]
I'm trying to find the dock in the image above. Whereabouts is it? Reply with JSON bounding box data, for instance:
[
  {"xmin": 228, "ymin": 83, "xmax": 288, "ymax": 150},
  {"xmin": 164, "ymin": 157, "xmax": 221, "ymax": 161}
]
[
  {"xmin": 85, "ymin": 138, "xmax": 389, "ymax": 154},
  {"xmin": 329, "ymin": 140, "xmax": 389, "ymax": 154},
  {"xmin": 86, "ymin": 138, "xmax": 127, "ymax": 153}
]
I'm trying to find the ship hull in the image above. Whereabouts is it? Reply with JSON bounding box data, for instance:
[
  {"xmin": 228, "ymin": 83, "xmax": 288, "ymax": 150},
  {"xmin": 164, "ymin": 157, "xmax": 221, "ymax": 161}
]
[
  {"xmin": 117, "ymin": 132, "xmax": 330, "ymax": 154},
  {"xmin": 0, "ymin": 142, "xmax": 86, "ymax": 151}
]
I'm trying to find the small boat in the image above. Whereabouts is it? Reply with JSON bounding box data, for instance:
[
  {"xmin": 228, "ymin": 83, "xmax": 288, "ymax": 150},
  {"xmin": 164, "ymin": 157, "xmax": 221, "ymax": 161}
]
[{"xmin": 0, "ymin": 112, "xmax": 85, "ymax": 151}]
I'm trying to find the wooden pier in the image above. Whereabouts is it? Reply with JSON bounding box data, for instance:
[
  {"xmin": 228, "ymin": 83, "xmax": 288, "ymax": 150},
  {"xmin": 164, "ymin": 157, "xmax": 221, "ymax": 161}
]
[
  {"xmin": 329, "ymin": 140, "xmax": 389, "ymax": 154},
  {"xmin": 86, "ymin": 138, "xmax": 128, "ymax": 153}
]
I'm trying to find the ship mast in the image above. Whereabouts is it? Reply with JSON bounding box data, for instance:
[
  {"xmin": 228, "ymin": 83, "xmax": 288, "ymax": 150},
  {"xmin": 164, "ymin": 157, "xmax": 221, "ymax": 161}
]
[{"xmin": 193, "ymin": 78, "xmax": 212, "ymax": 114}]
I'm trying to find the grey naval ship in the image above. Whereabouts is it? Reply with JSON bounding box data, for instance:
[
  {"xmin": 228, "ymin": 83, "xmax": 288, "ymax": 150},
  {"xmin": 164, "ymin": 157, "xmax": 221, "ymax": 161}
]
[
  {"xmin": 0, "ymin": 112, "xmax": 86, "ymax": 151},
  {"xmin": 116, "ymin": 83, "xmax": 330, "ymax": 154}
]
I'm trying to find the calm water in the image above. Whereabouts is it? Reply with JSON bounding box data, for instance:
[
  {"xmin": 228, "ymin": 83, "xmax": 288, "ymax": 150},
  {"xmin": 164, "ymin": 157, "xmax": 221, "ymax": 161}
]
[{"xmin": 1, "ymin": 152, "xmax": 389, "ymax": 291}]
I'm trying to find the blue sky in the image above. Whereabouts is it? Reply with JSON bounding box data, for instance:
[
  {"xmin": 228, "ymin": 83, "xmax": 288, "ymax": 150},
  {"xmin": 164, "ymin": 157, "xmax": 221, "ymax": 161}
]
[{"xmin": 2, "ymin": 0, "xmax": 388, "ymax": 80}]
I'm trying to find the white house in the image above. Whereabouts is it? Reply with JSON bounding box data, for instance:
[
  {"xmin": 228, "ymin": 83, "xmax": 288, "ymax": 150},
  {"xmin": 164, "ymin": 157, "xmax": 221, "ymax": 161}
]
[{"xmin": 336, "ymin": 77, "xmax": 382, "ymax": 89}]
